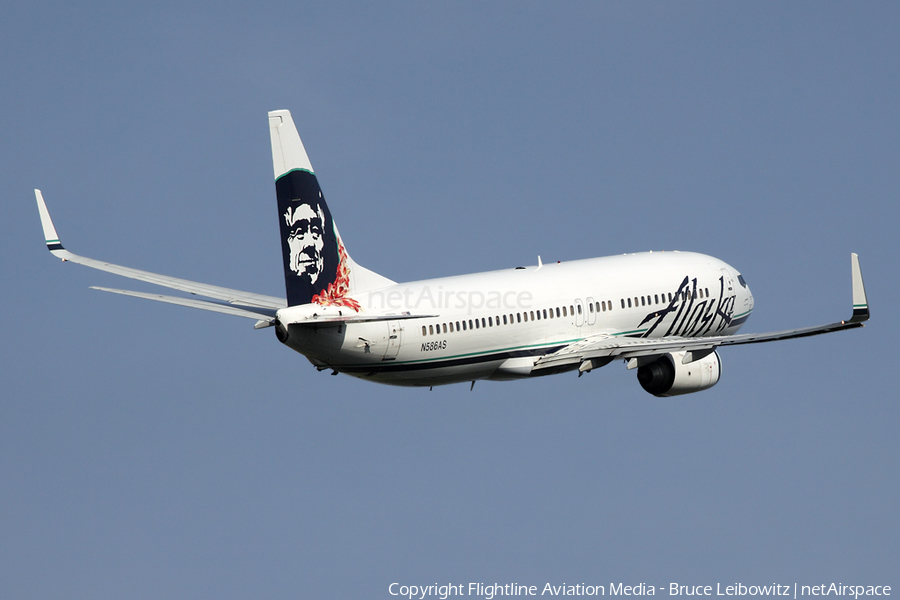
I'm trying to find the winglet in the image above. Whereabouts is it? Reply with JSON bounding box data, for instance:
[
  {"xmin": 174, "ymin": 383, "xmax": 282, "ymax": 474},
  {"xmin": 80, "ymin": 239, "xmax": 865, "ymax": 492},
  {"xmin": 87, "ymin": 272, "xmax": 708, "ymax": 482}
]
[
  {"xmin": 35, "ymin": 189, "xmax": 66, "ymax": 253},
  {"xmin": 848, "ymin": 253, "xmax": 869, "ymax": 323}
]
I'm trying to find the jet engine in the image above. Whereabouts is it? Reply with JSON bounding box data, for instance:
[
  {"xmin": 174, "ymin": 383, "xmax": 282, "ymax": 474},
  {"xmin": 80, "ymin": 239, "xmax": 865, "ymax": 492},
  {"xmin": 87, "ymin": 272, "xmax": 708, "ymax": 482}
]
[{"xmin": 636, "ymin": 350, "xmax": 721, "ymax": 397}]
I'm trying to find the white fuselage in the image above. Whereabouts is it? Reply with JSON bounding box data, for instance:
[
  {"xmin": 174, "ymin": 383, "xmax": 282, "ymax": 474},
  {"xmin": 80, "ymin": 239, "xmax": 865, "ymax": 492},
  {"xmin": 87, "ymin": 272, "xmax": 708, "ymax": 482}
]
[{"xmin": 276, "ymin": 251, "xmax": 754, "ymax": 386}]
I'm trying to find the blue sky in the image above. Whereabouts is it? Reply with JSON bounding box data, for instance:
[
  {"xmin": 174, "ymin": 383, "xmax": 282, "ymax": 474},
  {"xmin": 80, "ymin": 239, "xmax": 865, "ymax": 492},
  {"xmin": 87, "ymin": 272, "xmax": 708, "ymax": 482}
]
[{"xmin": 2, "ymin": 2, "xmax": 898, "ymax": 598}]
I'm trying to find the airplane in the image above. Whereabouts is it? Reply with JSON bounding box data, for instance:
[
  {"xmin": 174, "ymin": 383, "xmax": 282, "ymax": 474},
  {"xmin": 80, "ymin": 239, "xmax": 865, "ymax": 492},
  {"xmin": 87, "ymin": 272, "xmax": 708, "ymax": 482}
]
[{"xmin": 35, "ymin": 109, "xmax": 870, "ymax": 395}]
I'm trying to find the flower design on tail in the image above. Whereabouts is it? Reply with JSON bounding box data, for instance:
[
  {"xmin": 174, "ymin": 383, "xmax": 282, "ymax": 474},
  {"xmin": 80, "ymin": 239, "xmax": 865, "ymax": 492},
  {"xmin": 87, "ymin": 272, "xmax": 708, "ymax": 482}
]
[{"xmin": 311, "ymin": 236, "xmax": 362, "ymax": 311}]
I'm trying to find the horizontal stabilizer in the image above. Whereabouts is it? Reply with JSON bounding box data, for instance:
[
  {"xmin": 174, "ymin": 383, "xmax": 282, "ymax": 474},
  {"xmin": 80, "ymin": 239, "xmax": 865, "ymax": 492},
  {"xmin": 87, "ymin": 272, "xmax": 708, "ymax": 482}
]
[{"xmin": 91, "ymin": 287, "xmax": 277, "ymax": 321}]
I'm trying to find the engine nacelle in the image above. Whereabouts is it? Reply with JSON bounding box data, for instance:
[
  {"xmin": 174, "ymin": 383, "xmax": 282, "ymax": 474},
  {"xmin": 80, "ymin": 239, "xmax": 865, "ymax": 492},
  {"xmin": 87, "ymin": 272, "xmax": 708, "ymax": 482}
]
[{"xmin": 636, "ymin": 350, "xmax": 721, "ymax": 397}]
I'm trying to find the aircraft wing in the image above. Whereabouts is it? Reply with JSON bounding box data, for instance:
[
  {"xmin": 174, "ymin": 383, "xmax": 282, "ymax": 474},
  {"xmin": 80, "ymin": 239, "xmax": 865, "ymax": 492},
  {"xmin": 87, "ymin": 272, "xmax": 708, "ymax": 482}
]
[
  {"xmin": 36, "ymin": 190, "xmax": 286, "ymax": 317},
  {"xmin": 533, "ymin": 253, "xmax": 869, "ymax": 373}
]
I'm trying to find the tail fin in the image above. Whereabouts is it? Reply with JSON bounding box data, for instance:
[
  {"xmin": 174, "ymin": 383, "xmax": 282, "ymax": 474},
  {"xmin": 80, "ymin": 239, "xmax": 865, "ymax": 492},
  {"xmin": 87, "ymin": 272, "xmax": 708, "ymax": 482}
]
[{"xmin": 268, "ymin": 110, "xmax": 393, "ymax": 308}]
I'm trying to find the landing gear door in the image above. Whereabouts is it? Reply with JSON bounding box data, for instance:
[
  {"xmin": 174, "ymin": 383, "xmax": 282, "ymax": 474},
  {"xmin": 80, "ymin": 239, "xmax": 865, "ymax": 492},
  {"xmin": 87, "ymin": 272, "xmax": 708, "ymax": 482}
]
[{"xmin": 383, "ymin": 320, "xmax": 401, "ymax": 360}]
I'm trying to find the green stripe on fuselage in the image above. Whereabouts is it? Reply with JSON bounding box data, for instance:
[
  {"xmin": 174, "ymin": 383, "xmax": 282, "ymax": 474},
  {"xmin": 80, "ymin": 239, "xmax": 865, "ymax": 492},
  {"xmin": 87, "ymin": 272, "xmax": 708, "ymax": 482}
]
[{"xmin": 343, "ymin": 338, "xmax": 583, "ymax": 369}]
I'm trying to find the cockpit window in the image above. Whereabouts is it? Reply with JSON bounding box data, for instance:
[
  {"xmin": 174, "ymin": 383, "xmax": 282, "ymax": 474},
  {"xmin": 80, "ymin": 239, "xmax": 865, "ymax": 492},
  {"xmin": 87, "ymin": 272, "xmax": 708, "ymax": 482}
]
[{"xmin": 737, "ymin": 274, "xmax": 747, "ymax": 288}]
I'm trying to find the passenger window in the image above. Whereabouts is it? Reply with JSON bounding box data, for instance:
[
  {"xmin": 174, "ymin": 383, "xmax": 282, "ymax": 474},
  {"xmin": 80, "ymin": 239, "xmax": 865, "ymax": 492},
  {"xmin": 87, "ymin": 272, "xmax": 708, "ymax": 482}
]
[
  {"xmin": 517, "ymin": 313, "xmax": 521, "ymax": 323},
  {"xmin": 488, "ymin": 317, "xmax": 493, "ymax": 327},
  {"xmin": 562, "ymin": 306, "xmax": 567, "ymax": 317},
  {"xmin": 620, "ymin": 299, "xmax": 625, "ymax": 309},
  {"xmin": 706, "ymin": 288, "xmax": 710, "ymax": 297},
  {"xmin": 530, "ymin": 311, "xmax": 535, "ymax": 321},
  {"xmin": 543, "ymin": 309, "xmax": 548, "ymax": 319},
  {"xmin": 654, "ymin": 294, "xmax": 658, "ymax": 304},
  {"xmin": 422, "ymin": 326, "xmax": 427, "ymax": 336},
  {"xmin": 462, "ymin": 321, "xmax": 467, "ymax": 331},
  {"xmin": 442, "ymin": 323, "xmax": 447, "ymax": 334},
  {"xmin": 503, "ymin": 315, "xmax": 507, "ymax": 325},
  {"xmin": 589, "ymin": 303, "xmax": 594, "ymax": 313},
  {"xmin": 570, "ymin": 305, "xmax": 575, "ymax": 315},
  {"xmin": 640, "ymin": 296, "xmax": 645, "ymax": 306},
  {"xmin": 449, "ymin": 322, "xmax": 454, "ymax": 332},
  {"xmin": 456, "ymin": 321, "xmax": 461, "ymax": 331},
  {"xmin": 627, "ymin": 298, "xmax": 632, "ymax": 308},
  {"xmin": 556, "ymin": 307, "xmax": 561, "ymax": 317},
  {"xmin": 429, "ymin": 325, "xmax": 434, "ymax": 335},
  {"xmin": 577, "ymin": 305, "xmax": 582, "ymax": 314},
  {"xmin": 468, "ymin": 319, "xmax": 473, "ymax": 330},
  {"xmin": 668, "ymin": 293, "xmax": 672, "ymax": 302},
  {"xmin": 482, "ymin": 318, "xmax": 486, "ymax": 328}
]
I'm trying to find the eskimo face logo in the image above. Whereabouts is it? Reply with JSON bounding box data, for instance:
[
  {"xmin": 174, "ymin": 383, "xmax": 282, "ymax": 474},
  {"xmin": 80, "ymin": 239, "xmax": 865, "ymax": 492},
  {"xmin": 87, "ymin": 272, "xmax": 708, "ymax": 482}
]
[{"xmin": 284, "ymin": 202, "xmax": 326, "ymax": 284}]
